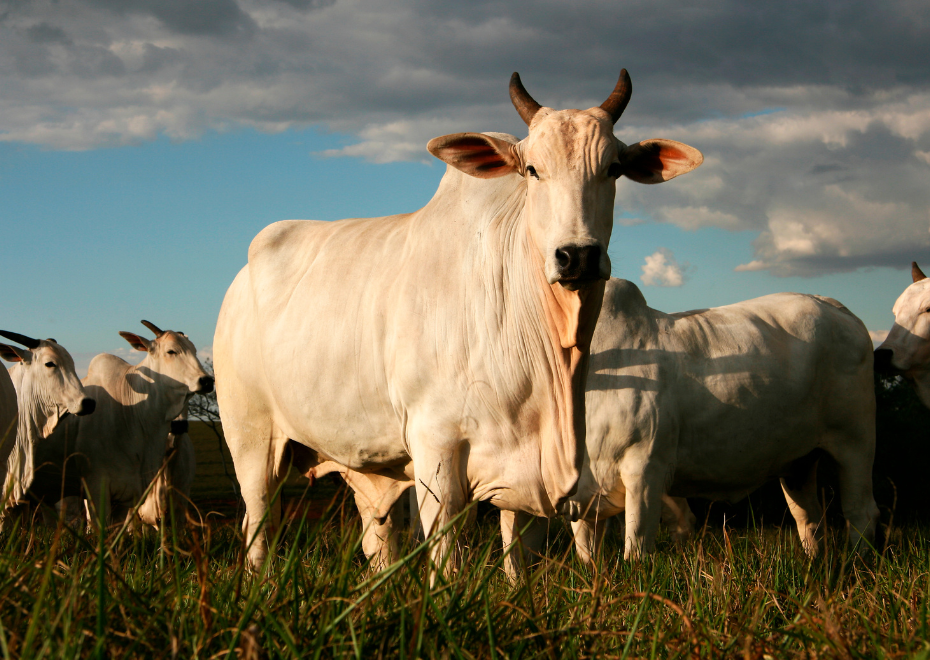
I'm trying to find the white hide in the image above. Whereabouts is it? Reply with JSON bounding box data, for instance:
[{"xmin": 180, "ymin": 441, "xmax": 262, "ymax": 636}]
[
  {"xmin": 214, "ymin": 77, "xmax": 704, "ymax": 572},
  {"xmin": 0, "ymin": 338, "xmax": 93, "ymax": 515},
  {"xmin": 875, "ymin": 262, "xmax": 930, "ymax": 407},
  {"xmin": 27, "ymin": 326, "xmax": 211, "ymax": 525},
  {"xmin": 567, "ymin": 279, "xmax": 879, "ymax": 563}
]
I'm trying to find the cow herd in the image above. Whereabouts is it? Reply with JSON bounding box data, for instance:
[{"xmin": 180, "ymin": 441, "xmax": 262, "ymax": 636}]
[
  {"xmin": 1, "ymin": 72, "xmax": 929, "ymax": 584},
  {"xmin": 0, "ymin": 322, "xmax": 212, "ymax": 531}
]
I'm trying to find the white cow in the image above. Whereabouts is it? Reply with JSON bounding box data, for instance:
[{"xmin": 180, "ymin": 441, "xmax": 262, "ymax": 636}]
[
  {"xmin": 875, "ymin": 262, "xmax": 930, "ymax": 407},
  {"xmin": 28, "ymin": 321, "xmax": 212, "ymax": 526},
  {"xmin": 503, "ymin": 279, "xmax": 879, "ymax": 569},
  {"xmin": 0, "ymin": 331, "xmax": 95, "ymax": 517},
  {"xmin": 137, "ymin": 415, "xmax": 196, "ymax": 530},
  {"xmin": 214, "ymin": 71, "xmax": 703, "ymax": 571}
]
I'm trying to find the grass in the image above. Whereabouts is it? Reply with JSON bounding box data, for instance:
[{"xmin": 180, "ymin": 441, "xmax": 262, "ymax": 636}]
[{"xmin": 1, "ymin": 486, "xmax": 930, "ymax": 659}]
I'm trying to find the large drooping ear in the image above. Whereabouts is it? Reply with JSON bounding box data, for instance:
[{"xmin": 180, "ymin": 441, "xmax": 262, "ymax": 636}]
[
  {"xmin": 0, "ymin": 343, "xmax": 28, "ymax": 363},
  {"xmin": 618, "ymin": 139, "xmax": 703, "ymax": 184},
  {"xmin": 427, "ymin": 133, "xmax": 521, "ymax": 179},
  {"xmin": 119, "ymin": 331, "xmax": 152, "ymax": 352}
]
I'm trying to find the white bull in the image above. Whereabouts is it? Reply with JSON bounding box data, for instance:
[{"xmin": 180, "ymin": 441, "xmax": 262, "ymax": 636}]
[
  {"xmin": 28, "ymin": 321, "xmax": 212, "ymax": 526},
  {"xmin": 504, "ymin": 279, "xmax": 879, "ymax": 568},
  {"xmin": 215, "ymin": 71, "xmax": 703, "ymax": 571},
  {"xmin": 0, "ymin": 331, "xmax": 94, "ymax": 518},
  {"xmin": 875, "ymin": 262, "xmax": 930, "ymax": 407}
]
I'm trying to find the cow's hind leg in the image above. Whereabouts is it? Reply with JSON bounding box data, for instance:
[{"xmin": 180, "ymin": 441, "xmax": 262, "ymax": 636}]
[
  {"xmin": 661, "ymin": 496, "xmax": 696, "ymax": 543},
  {"xmin": 780, "ymin": 454, "xmax": 823, "ymax": 556}
]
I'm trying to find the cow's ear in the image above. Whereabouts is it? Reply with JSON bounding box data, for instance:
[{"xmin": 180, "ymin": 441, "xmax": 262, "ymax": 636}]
[
  {"xmin": 119, "ymin": 332, "xmax": 151, "ymax": 352},
  {"xmin": 427, "ymin": 133, "xmax": 520, "ymax": 179},
  {"xmin": 618, "ymin": 139, "xmax": 703, "ymax": 184},
  {"xmin": 0, "ymin": 343, "xmax": 27, "ymax": 363}
]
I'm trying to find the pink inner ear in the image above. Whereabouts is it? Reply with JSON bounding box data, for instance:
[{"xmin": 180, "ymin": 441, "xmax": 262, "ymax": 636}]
[
  {"xmin": 443, "ymin": 142, "xmax": 508, "ymax": 172},
  {"xmin": 658, "ymin": 145, "xmax": 691, "ymax": 171}
]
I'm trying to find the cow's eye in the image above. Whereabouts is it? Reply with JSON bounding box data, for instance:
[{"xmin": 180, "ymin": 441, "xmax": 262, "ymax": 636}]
[
  {"xmin": 526, "ymin": 165, "xmax": 539, "ymax": 180},
  {"xmin": 167, "ymin": 350, "xmax": 178, "ymax": 356},
  {"xmin": 45, "ymin": 362, "xmax": 56, "ymax": 368},
  {"xmin": 608, "ymin": 163, "xmax": 622, "ymax": 178}
]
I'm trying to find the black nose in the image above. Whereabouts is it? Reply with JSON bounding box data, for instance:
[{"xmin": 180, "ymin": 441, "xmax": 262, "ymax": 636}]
[
  {"xmin": 554, "ymin": 245, "xmax": 602, "ymax": 285},
  {"xmin": 198, "ymin": 376, "xmax": 215, "ymax": 394},
  {"xmin": 874, "ymin": 348, "xmax": 894, "ymax": 373},
  {"xmin": 77, "ymin": 398, "xmax": 96, "ymax": 416}
]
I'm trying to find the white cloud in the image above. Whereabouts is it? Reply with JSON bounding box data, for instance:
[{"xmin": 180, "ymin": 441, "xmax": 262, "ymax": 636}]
[
  {"xmin": 869, "ymin": 330, "xmax": 889, "ymax": 347},
  {"xmin": 641, "ymin": 249, "xmax": 686, "ymax": 287},
  {"xmin": 2, "ymin": 0, "xmax": 930, "ymax": 277}
]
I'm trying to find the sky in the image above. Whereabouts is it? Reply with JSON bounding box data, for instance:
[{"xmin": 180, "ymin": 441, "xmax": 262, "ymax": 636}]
[{"xmin": 1, "ymin": 0, "xmax": 929, "ymax": 375}]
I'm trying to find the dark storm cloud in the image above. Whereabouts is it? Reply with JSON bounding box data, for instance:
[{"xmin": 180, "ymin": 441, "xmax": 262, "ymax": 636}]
[
  {"xmin": 1, "ymin": 0, "xmax": 929, "ymax": 276},
  {"xmin": 86, "ymin": 0, "xmax": 257, "ymax": 37}
]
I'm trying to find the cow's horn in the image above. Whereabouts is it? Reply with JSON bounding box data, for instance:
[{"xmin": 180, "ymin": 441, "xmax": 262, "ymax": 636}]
[
  {"xmin": 0, "ymin": 330, "xmax": 40, "ymax": 349},
  {"xmin": 141, "ymin": 320, "xmax": 165, "ymax": 337},
  {"xmin": 510, "ymin": 72, "xmax": 542, "ymax": 126},
  {"xmin": 913, "ymin": 262, "xmax": 927, "ymax": 283},
  {"xmin": 600, "ymin": 69, "xmax": 632, "ymax": 124}
]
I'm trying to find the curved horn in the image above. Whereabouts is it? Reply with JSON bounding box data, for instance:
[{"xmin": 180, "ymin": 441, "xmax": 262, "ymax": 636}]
[
  {"xmin": 141, "ymin": 320, "xmax": 165, "ymax": 337},
  {"xmin": 913, "ymin": 262, "xmax": 927, "ymax": 283},
  {"xmin": 600, "ymin": 69, "xmax": 632, "ymax": 124},
  {"xmin": 0, "ymin": 330, "xmax": 40, "ymax": 349},
  {"xmin": 509, "ymin": 72, "xmax": 542, "ymax": 126}
]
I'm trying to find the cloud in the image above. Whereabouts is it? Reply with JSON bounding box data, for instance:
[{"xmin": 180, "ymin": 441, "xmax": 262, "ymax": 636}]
[
  {"xmin": 641, "ymin": 249, "xmax": 687, "ymax": 287},
  {"xmin": 1, "ymin": 0, "xmax": 930, "ymax": 276},
  {"xmin": 869, "ymin": 330, "xmax": 889, "ymax": 347}
]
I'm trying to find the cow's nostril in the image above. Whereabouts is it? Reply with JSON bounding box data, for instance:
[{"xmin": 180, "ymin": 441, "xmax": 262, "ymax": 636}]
[
  {"xmin": 77, "ymin": 398, "xmax": 96, "ymax": 416},
  {"xmin": 198, "ymin": 376, "xmax": 215, "ymax": 394}
]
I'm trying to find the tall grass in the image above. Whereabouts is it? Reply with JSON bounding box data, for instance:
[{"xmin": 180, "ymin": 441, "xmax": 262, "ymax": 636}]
[{"xmin": 1, "ymin": 490, "xmax": 929, "ymax": 659}]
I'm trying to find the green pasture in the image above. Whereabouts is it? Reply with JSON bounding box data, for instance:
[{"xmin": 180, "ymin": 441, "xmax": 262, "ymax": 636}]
[{"xmin": 0, "ymin": 373, "xmax": 929, "ymax": 658}]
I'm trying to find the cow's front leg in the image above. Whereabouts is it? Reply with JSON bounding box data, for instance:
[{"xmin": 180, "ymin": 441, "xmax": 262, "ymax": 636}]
[
  {"xmin": 410, "ymin": 440, "xmax": 467, "ymax": 583},
  {"xmin": 500, "ymin": 510, "xmax": 547, "ymax": 581},
  {"xmin": 622, "ymin": 462, "xmax": 667, "ymax": 560},
  {"xmin": 571, "ymin": 517, "xmax": 609, "ymax": 567}
]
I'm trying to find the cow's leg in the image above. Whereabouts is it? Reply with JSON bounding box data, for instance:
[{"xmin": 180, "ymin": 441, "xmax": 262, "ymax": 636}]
[
  {"xmin": 780, "ymin": 457, "xmax": 823, "ymax": 556},
  {"xmin": 830, "ymin": 443, "xmax": 880, "ymax": 551},
  {"xmin": 622, "ymin": 462, "xmax": 667, "ymax": 560},
  {"xmin": 500, "ymin": 510, "xmax": 547, "ymax": 581},
  {"xmin": 570, "ymin": 517, "xmax": 609, "ymax": 567},
  {"xmin": 229, "ymin": 430, "xmax": 288, "ymax": 570},
  {"xmin": 410, "ymin": 436, "xmax": 467, "ymax": 582},
  {"xmin": 661, "ymin": 496, "xmax": 696, "ymax": 543}
]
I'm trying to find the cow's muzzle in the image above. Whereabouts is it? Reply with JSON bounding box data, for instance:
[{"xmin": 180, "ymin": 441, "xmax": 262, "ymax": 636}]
[
  {"xmin": 873, "ymin": 348, "xmax": 898, "ymax": 374},
  {"xmin": 554, "ymin": 245, "xmax": 603, "ymax": 290},
  {"xmin": 197, "ymin": 375, "xmax": 215, "ymax": 394},
  {"xmin": 76, "ymin": 397, "xmax": 96, "ymax": 416}
]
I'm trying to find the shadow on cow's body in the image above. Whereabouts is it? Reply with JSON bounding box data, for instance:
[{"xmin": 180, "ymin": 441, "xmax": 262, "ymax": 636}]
[{"xmin": 505, "ymin": 278, "xmax": 878, "ymax": 571}]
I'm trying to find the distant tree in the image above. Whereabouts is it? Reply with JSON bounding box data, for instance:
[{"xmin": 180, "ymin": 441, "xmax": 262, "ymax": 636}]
[{"xmin": 188, "ymin": 358, "xmax": 238, "ymax": 497}]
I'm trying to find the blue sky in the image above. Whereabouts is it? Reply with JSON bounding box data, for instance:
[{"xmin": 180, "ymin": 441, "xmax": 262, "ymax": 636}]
[{"xmin": 1, "ymin": 0, "xmax": 928, "ymax": 374}]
